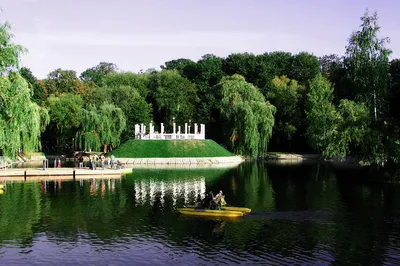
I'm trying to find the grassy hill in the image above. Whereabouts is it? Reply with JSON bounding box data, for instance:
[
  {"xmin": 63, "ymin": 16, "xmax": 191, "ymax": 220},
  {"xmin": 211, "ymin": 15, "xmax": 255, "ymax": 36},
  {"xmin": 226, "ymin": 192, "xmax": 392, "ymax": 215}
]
[{"xmin": 110, "ymin": 140, "xmax": 235, "ymax": 158}]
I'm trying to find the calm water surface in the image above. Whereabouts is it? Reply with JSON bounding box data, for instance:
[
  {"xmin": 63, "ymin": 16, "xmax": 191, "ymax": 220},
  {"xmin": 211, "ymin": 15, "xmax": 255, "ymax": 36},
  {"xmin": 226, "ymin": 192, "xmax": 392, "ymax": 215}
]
[{"xmin": 0, "ymin": 162, "xmax": 399, "ymax": 265}]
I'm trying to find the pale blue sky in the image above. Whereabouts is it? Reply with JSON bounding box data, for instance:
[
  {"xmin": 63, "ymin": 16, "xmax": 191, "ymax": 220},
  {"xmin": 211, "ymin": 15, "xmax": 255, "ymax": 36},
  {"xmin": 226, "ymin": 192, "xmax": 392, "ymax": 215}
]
[{"xmin": 1, "ymin": 0, "xmax": 399, "ymax": 79}]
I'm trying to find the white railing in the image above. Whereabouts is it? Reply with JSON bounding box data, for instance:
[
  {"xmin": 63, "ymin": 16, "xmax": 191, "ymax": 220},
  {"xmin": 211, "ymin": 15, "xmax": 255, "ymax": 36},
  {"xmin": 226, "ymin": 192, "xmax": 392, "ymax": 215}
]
[
  {"xmin": 135, "ymin": 122, "xmax": 206, "ymax": 140},
  {"xmin": 136, "ymin": 133, "xmax": 205, "ymax": 140}
]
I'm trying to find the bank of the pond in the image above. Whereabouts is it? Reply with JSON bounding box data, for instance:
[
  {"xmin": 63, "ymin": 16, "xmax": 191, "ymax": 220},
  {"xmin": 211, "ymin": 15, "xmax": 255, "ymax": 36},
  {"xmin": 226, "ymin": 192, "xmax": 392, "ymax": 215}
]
[
  {"xmin": 109, "ymin": 139, "xmax": 235, "ymax": 158},
  {"xmin": 266, "ymin": 153, "xmax": 320, "ymax": 161},
  {"xmin": 115, "ymin": 156, "xmax": 244, "ymax": 166},
  {"xmin": 0, "ymin": 167, "xmax": 130, "ymax": 182}
]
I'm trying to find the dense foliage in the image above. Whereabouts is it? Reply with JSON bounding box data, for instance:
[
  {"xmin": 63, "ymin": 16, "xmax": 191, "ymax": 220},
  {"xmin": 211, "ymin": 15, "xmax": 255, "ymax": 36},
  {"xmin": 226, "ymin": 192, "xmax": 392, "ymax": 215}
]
[
  {"xmin": 2, "ymin": 9, "xmax": 400, "ymax": 166},
  {"xmin": 218, "ymin": 75, "xmax": 275, "ymax": 157},
  {"xmin": 0, "ymin": 23, "xmax": 49, "ymax": 159}
]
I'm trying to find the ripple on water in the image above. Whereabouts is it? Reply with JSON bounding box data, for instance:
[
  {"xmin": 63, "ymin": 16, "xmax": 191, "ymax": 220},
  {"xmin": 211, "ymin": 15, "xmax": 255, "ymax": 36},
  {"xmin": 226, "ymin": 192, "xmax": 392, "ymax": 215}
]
[{"xmin": 1, "ymin": 166, "xmax": 400, "ymax": 265}]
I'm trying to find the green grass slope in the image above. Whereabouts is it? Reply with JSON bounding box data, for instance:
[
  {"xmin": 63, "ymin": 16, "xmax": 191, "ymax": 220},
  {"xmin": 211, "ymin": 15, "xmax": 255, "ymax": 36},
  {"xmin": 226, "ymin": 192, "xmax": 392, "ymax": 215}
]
[{"xmin": 110, "ymin": 140, "xmax": 235, "ymax": 158}]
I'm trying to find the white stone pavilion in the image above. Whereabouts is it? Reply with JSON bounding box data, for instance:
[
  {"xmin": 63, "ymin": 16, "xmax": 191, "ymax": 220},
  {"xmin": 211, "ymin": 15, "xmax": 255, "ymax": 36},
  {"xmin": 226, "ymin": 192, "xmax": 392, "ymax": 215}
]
[{"xmin": 134, "ymin": 122, "xmax": 205, "ymax": 140}]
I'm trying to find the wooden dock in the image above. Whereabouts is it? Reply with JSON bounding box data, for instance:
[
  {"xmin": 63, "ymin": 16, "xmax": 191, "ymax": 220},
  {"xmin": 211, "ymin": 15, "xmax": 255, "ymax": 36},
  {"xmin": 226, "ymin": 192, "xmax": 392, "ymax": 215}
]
[{"xmin": 0, "ymin": 167, "xmax": 132, "ymax": 182}]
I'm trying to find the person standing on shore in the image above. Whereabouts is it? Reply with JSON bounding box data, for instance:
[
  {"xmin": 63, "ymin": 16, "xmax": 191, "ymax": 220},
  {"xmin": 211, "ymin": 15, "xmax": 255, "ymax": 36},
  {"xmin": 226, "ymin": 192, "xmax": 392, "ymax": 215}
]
[
  {"xmin": 110, "ymin": 154, "xmax": 115, "ymax": 169},
  {"xmin": 90, "ymin": 155, "xmax": 96, "ymax": 170},
  {"xmin": 78, "ymin": 156, "xmax": 84, "ymax": 169},
  {"xmin": 100, "ymin": 154, "xmax": 105, "ymax": 169}
]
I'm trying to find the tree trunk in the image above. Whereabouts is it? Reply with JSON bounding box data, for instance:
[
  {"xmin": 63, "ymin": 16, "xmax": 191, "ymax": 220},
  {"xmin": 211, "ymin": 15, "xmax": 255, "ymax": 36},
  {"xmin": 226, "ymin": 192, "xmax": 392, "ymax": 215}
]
[{"xmin": 103, "ymin": 143, "xmax": 108, "ymax": 154}]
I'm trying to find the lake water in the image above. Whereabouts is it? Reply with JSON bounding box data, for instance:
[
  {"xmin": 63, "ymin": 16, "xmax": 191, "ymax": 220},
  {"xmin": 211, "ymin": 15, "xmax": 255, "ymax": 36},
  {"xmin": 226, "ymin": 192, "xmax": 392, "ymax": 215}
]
[{"xmin": 0, "ymin": 162, "xmax": 399, "ymax": 265}]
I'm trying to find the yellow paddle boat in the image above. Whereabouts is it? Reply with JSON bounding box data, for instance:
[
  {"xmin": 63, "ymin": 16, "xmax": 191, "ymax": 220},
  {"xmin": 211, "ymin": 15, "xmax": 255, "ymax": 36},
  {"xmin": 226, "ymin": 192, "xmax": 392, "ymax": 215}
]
[
  {"xmin": 186, "ymin": 205, "xmax": 251, "ymax": 214},
  {"xmin": 179, "ymin": 190, "xmax": 251, "ymax": 218},
  {"xmin": 177, "ymin": 207, "xmax": 245, "ymax": 218}
]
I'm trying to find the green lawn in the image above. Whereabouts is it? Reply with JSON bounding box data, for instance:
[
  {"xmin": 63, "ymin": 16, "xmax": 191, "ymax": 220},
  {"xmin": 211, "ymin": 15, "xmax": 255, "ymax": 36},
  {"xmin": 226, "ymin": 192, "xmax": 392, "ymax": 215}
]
[{"xmin": 110, "ymin": 140, "xmax": 235, "ymax": 158}]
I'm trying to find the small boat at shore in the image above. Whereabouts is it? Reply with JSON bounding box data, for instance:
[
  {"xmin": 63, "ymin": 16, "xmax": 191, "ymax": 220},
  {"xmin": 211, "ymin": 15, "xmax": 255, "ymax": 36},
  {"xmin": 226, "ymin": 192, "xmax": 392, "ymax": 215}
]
[{"xmin": 177, "ymin": 208, "xmax": 245, "ymax": 218}]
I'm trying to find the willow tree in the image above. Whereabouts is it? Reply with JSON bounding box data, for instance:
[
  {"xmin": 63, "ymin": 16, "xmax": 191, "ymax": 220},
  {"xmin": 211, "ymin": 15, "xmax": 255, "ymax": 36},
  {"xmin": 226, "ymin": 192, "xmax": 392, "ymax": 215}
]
[
  {"xmin": 76, "ymin": 103, "xmax": 126, "ymax": 153},
  {"xmin": 85, "ymin": 85, "xmax": 152, "ymax": 141},
  {"xmin": 218, "ymin": 74, "xmax": 276, "ymax": 158},
  {"xmin": 0, "ymin": 22, "xmax": 49, "ymax": 158}
]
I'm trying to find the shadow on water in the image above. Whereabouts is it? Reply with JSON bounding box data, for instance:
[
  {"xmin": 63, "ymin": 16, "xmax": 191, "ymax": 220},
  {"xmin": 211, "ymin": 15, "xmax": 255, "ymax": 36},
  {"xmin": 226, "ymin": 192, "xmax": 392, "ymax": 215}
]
[{"xmin": 247, "ymin": 210, "xmax": 335, "ymax": 224}]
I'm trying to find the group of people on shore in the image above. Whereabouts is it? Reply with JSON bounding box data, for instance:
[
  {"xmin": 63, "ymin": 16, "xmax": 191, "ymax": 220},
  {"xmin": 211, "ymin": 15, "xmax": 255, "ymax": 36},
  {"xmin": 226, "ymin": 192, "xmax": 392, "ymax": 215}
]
[{"xmin": 77, "ymin": 153, "xmax": 125, "ymax": 170}]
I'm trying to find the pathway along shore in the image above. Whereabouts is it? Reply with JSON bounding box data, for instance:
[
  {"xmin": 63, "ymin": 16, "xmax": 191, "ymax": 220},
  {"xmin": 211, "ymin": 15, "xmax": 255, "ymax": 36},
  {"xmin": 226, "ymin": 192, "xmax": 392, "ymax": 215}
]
[
  {"xmin": 0, "ymin": 167, "xmax": 131, "ymax": 182},
  {"xmin": 0, "ymin": 156, "xmax": 244, "ymax": 182}
]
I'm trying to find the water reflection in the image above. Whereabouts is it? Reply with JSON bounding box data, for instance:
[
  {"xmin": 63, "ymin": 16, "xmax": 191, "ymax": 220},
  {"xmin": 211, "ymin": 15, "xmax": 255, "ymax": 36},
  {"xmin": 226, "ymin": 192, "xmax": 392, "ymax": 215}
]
[
  {"xmin": 0, "ymin": 163, "xmax": 399, "ymax": 265},
  {"xmin": 132, "ymin": 175, "xmax": 206, "ymax": 208}
]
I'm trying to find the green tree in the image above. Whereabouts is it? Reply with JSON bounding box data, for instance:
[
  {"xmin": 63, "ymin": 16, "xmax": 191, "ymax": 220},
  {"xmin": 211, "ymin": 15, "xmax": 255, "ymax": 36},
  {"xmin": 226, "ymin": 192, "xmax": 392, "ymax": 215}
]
[
  {"xmin": 86, "ymin": 85, "xmax": 152, "ymax": 141},
  {"xmin": 389, "ymin": 59, "xmax": 400, "ymax": 120},
  {"xmin": 0, "ymin": 23, "xmax": 25, "ymax": 74},
  {"xmin": 76, "ymin": 103, "xmax": 126, "ymax": 153},
  {"xmin": 265, "ymin": 76, "xmax": 304, "ymax": 150},
  {"xmin": 289, "ymin": 52, "xmax": 320, "ymax": 85},
  {"xmin": 319, "ymin": 54, "xmax": 343, "ymax": 79},
  {"xmin": 20, "ymin": 67, "xmax": 45, "ymax": 104},
  {"xmin": 222, "ymin": 53, "xmax": 257, "ymax": 84},
  {"xmin": 218, "ymin": 74, "xmax": 276, "ymax": 157},
  {"xmin": 222, "ymin": 52, "xmax": 294, "ymax": 90},
  {"xmin": 161, "ymin": 58, "xmax": 195, "ymax": 73},
  {"xmin": 80, "ymin": 62, "xmax": 118, "ymax": 86},
  {"xmin": 345, "ymin": 10, "xmax": 391, "ymax": 122},
  {"xmin": 256, "ymin": 52, "xmax": 293, "ymax": 90},
  {"xmin": 306, "ymin": 74, "xmax": 370, "ymax": 159},
  {"xmin": 104, "ymin": 72, "xmax": 149, "ymax": 98},
  {"xmin": 46, "ymin": 93, "xmax": 84, "ymax": 152},
  {"xmin": 0, "ymin": 22, "xmax": 49, "ymax": 158},
  {"xmin": 267, "ymin": 52, "xmax": 293, "ymax": 76},
  {"xmin": 345, "ymin": 10, "xmax": 392, "ymax": 165},
  {"xmin": 149, "ymin": 70, "xmax": 198, "ymax": 128},
  {"xmin": 319, "ymin": 54, "xmax": 356, "ymax": 103},
  {"xmin": 190, "ymin": 54, "xmax": 224, "ymax": 123},
  {"xmin": 306, "ymin": 74, "xmax": 340, "ymax": 157},
  {"xmin": 44, "ymin": 68, "xmax": 80, "ymax": 95}
]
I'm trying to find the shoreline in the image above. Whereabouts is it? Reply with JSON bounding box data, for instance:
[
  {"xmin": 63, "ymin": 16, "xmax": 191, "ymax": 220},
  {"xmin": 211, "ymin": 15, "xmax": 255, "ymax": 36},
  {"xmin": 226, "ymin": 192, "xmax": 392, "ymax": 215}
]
[
  {"xmin": 17, "ymin": 153, "xmax": 361, "ymax": 168},
  {"xmin": 26, "ymin": 155, "xmax": 245, "ymax": 166},
  {"xmin": 115, "ymin": 156, "xmax": 244, "ymax": 165}
]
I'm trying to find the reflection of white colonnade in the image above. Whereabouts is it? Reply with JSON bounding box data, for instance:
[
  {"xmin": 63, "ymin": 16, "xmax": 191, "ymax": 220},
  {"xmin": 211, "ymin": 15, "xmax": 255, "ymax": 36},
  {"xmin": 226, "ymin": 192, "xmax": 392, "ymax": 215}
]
[{"xmin": 133, "ymin": 178, "xmax": 206, "ymax": 207}]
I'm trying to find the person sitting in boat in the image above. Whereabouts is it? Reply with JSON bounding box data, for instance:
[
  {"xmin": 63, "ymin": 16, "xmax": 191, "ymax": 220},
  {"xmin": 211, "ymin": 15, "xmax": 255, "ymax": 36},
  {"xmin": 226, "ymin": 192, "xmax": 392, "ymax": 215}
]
[
  {"xmin": 213, "ymin": 190, "xmax": 227, "ymax": 208},
  {"xmin": 197, "ymin": 191, "xmax": 215, "ymax": 209},
  {"xmin": 214, "ymin": 190, "xmax": 223, "ymax": 200}
]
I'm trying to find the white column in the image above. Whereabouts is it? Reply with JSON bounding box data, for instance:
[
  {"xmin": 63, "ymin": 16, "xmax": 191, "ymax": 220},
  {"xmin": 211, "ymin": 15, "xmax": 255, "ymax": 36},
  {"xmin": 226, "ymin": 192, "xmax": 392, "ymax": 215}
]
[
  {"xmin": 143, "ymin": 125, "xmax": 146, "ymax": 135},
  {"xmin": 161, "ymin": 123, "xmax": 164, "ymax": 139},
  {"xmin": 201, "ymin": 124, "xmax": 205, "ymax": 139},
  {"xmin": 185, "ymin": 123, "xmax": 188, "ymax": 139},
  {"xmin": 178, "ymin": 126, "xmax": 181, "ymax": 139},
  {"xmin": 194, "ymin": 123, "xmax": 198, "ymax": 134},
  {"xmin": 149, "ymin": 123, "xmax": 153, "ymax": 139},
  {"xmin": 141, "ymin": 123, "xmax": 144, "ymax": 134},
  {"xmin": 135, "ymin": 124, "xmax": 140, "ymax": 139},
  {"xmin": 173, "ymin": 122, "xmax": 176, "ymax": 139}
]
